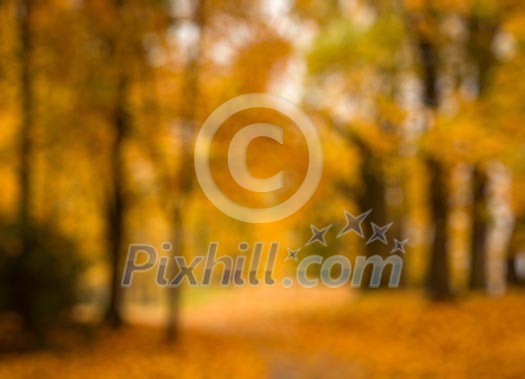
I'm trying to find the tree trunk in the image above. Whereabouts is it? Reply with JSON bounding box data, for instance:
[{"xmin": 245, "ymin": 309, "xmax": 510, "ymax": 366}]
[
  {"xmin": 105, "ymin": 75, "xmax": 128, "ymax": 328},
  {"xmin": 466, "ymin": 16, "xmax": 498, "ymax": 291},
  {"xmin": 13, "ymin": 0, "xmax": 37, "ymax": 333},
  {"xmin": 389, "ymin": 181, "xmax": 406, "ymax": 287},
  {"xmin": 355, "ymin": 140, "xmax": 389, "ymax": 288},
  {"xmin": 166, "ymin": 207, "xmax": 183, "ymax": 342},
  {"xmin": 165, "ymin": 0, "xmax": 204, "ymax": 343},
  {"xmin": 17, "ymin": 0, "xmax": 33, "ymax": 235},
  {"xmin": 469, "ymin": 166, "xmax": 489, "ymax": 290},
  {"xmin": 425, "ymin": 158, "xmax": 451, "ymax": 300},
  {"xmin": 417, "ymin": 37, "xmax": 453, "ymax": 300},
  {"xmin": 104, "ymin": 0, "xmax": 129, "ymax": 328}
]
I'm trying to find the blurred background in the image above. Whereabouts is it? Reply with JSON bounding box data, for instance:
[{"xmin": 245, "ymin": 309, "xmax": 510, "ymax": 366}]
[{"xmin": 1, "ymin": 0, "xmax": 525, "ymax": 377}]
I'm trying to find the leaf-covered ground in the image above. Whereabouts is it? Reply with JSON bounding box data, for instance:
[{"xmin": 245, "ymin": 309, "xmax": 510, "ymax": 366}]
[{"xmin": 1, "ymin": 289, "xmax": 524, "ymax": 378}]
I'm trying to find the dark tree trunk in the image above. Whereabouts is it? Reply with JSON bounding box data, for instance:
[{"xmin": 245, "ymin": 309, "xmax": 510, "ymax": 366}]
[
  {"xmin": 418, "ymin": 40, "xmax": 438, "ymax": 110},
  {"xmin": 349, "ymin": 135, "xmax": 389, "ymax": 288},
  {"xmin": 104, "ymin": 0, "xmax": 129, "ymax": 328},
  {"xmin": 105, "ymin": 75, "xmax": 128, "ymax": 328},
  {"xmin": 466, "ymin": 16, "xmax": 498, "ymax": 291},
  {"xmin": 356, "ymin": 142, "xmax": 388, "ymax": 235},
  {"xmin": 469, "ymin": 166, "xmax": 489, "ymax": 290},
  {"xmin": 13, "ymin": 0, "xmax": 36, "ymax": 333},
  {"xmin": 362, "ymin": 167, "xmax": 391, "ymax": 288},
  {"xmin": 389, "ymin": 181, "xmax": 406, "ymax": 286},
  {"xmin": 166, "ymin": 207, "xmax": 183, "ymax": 342},
  {"xmin": 17, "ymin": 0, "xmax": 33, "ymax": 234},
  {"xmin": 417, "ymin": 37, "xmax": 453, "ymax": 300},
  {"xmin": 425, "ymin": 158, "xmax": 451, "ymax": 300}
]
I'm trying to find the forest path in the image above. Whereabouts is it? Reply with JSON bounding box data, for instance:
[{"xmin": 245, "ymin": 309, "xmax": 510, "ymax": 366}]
[{"xmin": 180, "ymin": 286, "xmax": 367, "ymax": 378}]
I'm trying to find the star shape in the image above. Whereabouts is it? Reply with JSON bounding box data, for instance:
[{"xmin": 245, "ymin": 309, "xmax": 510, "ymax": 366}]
[
  {"xmin": 391, "ymin": 238, "xmax": 409, "ymax": 254},
  {"xmin": 337, "ymin": 209, "xmax": 372, "ymax": 239},
  {"xmin": 305, "ymin": 224, "xmax": 332, "ymax": 247},
  {"xmin": 285, "ymin": 248, "xmax": 300, "ymax": 262},
  {"xmin": 366, "ymin": 222, "xmax": 393, "ymax": 245}
]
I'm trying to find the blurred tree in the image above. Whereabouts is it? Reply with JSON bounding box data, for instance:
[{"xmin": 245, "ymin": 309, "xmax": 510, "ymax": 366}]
[
  {"xmin": 165, "ymin": 0, "xmax": 205, "ymax": 343},
  {"xmin": 79, "ymin": 0, "xmax": 172, "ymax": 328},
  {"xmin": 11, "ymin": 0, "xmax": 42, "ymax": 333},
  {"xmin": 16, "ymin": 0, "xmax": 32, "ymax": 238},
  {"xmin": 402, "ymin": 3, "xmax": 452, "ymax": 300},
  {"xmin": 465, "ymin": 6, "xmax": 499, "ymax": 291},
  {"xmin": 302, "ymin": 0, "xmax": 409, "ymax": 287},
  {"xmin": 0, "ymin": 0, "xmax": 86, "ymax": 342},
  {"xmin": 1, "ymin": 222, "xmax": 83, "ymax": 345},
  {"xmin": 103, "ymin": 0, "xmax": 131, "ymax": 328}
]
